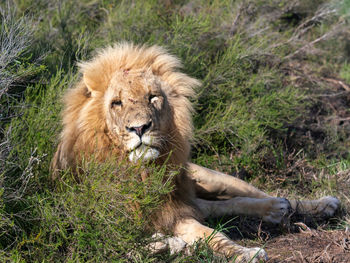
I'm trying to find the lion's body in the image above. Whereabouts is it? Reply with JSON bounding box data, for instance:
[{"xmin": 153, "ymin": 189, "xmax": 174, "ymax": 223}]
[{"xmin": 52, "ymin": 43, "xmax": 340, "ymax": 262}]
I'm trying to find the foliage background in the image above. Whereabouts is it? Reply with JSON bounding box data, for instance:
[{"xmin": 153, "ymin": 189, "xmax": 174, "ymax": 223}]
[{"xmin": 0, "ymin": 0, "xmax": 349, "ymax": 261}]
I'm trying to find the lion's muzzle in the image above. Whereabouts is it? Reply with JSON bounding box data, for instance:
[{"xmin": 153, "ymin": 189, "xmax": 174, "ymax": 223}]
[{"xmin": 125, "ymin": 125, "xmax": 160, "ymax": 162}]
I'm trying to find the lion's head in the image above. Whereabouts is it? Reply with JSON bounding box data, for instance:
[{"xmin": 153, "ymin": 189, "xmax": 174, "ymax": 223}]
[
  {"xmin": 102, "ymin": 69, "xmax": 173, "ymax": 162},
  {"xmin": 51, "ymin": 43, "xmax": 201, "ymax": 177}
]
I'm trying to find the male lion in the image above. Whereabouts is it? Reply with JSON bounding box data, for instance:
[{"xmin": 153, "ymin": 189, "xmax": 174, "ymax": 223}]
[{"xmin": 52, "ymin": 43, "xmax": 340, "ymax": 262}]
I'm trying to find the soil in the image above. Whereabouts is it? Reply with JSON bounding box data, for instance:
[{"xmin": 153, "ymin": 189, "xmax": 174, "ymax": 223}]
[
  {"xmin": 214, "ymin": 213, "xmax": 350, "ymax": 263},
  {"xmin": 265, "ymin": 229, "xmax": 350, "ymax": 263}
]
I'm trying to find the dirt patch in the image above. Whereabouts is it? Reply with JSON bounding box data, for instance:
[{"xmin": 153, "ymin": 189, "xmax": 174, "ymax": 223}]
[
  {"xmin": 215, "ymin": 215, "xmax": 349, "ymax": 262},
  {"xmin": 266, "ymin": 229, "xmax": 350, "ymax": 262}
]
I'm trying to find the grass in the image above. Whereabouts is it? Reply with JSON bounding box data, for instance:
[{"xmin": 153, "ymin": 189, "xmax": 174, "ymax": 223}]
[{"xmin": 0, "ymin": 0, "xmax": 349, "ymax": 261}]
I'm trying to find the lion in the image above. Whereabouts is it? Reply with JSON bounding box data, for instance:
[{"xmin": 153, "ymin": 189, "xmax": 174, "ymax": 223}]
[{"xmin": 51, "ymin": 43, "xmax": 340, "ymax": 262}]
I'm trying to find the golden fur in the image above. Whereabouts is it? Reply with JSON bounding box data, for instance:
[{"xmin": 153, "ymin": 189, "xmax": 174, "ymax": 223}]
[{"xmin": 51, "ymin": 43, "xmax": 202, "ymax": 231}]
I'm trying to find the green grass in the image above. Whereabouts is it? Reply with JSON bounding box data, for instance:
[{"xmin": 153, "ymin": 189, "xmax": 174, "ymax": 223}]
[{"xmin": 1, "ymin": 0, "xmax": 350, "ymax": 261}]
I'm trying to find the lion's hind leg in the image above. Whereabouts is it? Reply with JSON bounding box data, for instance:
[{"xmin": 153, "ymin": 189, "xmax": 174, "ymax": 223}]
[
  {"xmin": 289, "ymin": 196, "xmax": 340, "ymax": 218},
  {"xmin": 188, "ymin": 163, "xmax": 340, "ymax": 220},
  {"xmin": 188, "ymin": 163, "xmax": 270, "ymax": 199},
  {"xmin": 195, "ymin": 197, "xmax": 291, "ymax": 224},
  {"xmin": 174, "ymin": 218, "xmax": 267, "ymax": 262}
]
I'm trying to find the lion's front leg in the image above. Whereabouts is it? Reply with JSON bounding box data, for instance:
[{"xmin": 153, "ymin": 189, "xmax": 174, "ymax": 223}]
[
  {"xmin": 173, "ymin": 218, "xmax": 267, "ymax": 262},
  {"xmin": 148, "ymin": 233, "xmax": 188, "ymax": 255}
]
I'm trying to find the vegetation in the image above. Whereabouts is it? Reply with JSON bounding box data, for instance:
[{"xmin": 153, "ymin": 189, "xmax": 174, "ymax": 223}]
[{"xmin": 0, "ymin": 0, "xmax": 349, "ymax": 261}]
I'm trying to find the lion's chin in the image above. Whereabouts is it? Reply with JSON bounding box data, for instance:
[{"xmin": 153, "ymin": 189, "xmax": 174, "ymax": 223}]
[{"xmin": 128, "ymin": 144, "xmax": 160, "ymax": 162}]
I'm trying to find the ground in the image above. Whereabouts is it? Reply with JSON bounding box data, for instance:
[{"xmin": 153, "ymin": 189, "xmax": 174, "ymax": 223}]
[
  {"xmin": 216, "ymin": 210, "xmax": 350, "ymax": 262},
  {"xmin": 266, "ymin": 229, "xmax": 350, "ymax": 262}
]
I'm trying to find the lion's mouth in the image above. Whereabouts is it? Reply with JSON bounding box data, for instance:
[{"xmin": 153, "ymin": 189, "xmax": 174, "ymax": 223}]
[
  {"xmin": 128, "ymin": 143, "xmax": 160, "ymax": 162},
  {"xmin": 134, "ymin": 142, "xmax": 144, "ymax": 150},
  {"xmin": 131, "ymin": 141, "xmax": 156, "ymax": 151}
]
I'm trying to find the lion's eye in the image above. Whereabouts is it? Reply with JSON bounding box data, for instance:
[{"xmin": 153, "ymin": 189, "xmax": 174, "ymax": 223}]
[
  {"xmin": 149, "ymin": 95, "xmax": 158, "ymax": 103},
  {"xmin": 111, "ymin": 100, "xmax": 122, "ymax": 107}
]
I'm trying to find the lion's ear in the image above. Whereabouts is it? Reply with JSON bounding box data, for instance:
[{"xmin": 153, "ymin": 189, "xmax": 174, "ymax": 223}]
[
  {"xmin": 79, "ymin": 60, "xmax": 108, "ymax": 96},
  {"xmin": 83, "ymin": 73, "xmax": 100, "ymax": 97}
]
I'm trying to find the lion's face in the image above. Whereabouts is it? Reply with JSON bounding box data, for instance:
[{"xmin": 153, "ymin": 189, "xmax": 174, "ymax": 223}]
[{"xmin": 103, "ymin": 70, "xmax": 171, "ymax": 162}]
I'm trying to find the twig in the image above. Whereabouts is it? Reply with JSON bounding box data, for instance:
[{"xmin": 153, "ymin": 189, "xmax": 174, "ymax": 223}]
[
  {"xmin": 323, "ymin": 77, "xmax": 350, "ymax": 91},
  {"xmin": 229, "ymin": 3, "xmax": 243, "ymax": 36},
  {"xmin": 315, "ymin": 91, "xmax": 350, "ymax": 98},
  {"xmin": 292, "ymin": 7, "xmax": 337, "ymax": 39},
  {"xmin": 284, "ymin": 26, "xmax": 339, "ymax": 60}
]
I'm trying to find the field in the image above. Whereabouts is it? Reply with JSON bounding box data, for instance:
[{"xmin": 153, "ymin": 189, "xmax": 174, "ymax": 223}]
[{"xmin": 1, "ymin": 0, "xmax": 350, "ymax": 262}]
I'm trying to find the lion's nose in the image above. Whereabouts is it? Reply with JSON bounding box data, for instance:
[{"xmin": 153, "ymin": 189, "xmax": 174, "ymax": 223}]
[{"xmin": 126, "ymin": 121, "xmax": 152, "ymax": 137}]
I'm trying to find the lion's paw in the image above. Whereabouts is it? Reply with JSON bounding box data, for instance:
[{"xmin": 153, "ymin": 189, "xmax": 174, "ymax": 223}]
[
  {"xmin": 262, "ymin": 197, "xmax": 291, "ymax": 224},
  {"xmin": 148, "ymin": 233, "xmax": 187, "ymax": 255},
  {"xmin": 236, "ymin": 247, "xmax": 268, "ymax": 263},
  {"xmin": 167, "ymin": 236, "xmax": 187, "ymax": 254},
  {"xmin": 316, "ymin": 196, "xmax": 340, "ymax": 217}
]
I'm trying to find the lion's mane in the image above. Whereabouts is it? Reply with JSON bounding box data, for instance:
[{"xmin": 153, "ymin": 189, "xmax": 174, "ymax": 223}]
[{"xmin": 52, "ymin": 43, "xmax": 202, "ymax": 231}]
